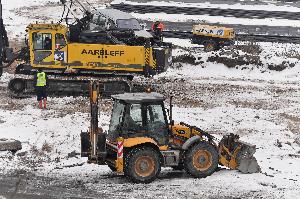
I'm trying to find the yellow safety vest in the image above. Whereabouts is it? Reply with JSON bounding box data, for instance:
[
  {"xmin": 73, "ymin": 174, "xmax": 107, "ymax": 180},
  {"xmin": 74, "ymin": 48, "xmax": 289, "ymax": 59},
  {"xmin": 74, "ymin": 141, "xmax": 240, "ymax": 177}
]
[{"xmin": 36, "ymin": 72, "xmax": 46, "ymax": 87}]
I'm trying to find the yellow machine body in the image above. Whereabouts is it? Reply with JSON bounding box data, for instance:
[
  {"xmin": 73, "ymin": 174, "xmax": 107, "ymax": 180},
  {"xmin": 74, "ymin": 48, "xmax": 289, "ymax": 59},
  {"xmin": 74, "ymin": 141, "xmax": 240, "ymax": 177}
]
[
  {"xmin": 113, "ymin": 137, "xmax": 169, "ymax": 172},
  {"xmin": 192, "ymin": 24, "xmax": 235, "ymax": 39},
  {"xmin": 27, "ymin": 24, "xmax": 157, "ymax": 73},
  {"xmin": 82, "ymin": 88, "xmax": 260, "ymax": 183}
]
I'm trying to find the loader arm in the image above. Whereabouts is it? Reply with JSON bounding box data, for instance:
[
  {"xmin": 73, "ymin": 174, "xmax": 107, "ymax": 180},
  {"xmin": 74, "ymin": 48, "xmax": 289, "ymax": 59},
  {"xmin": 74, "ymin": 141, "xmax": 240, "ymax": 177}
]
[{"xmin": 176, "ymin": 122, "xmax": 260, "ymax": 173}]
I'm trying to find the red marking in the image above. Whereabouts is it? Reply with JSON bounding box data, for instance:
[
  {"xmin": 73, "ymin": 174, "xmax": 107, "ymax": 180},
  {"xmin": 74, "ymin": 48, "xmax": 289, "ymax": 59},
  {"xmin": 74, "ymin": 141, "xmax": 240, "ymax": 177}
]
[{"xmin": 117, "ymin": 141, "xmax": 124, "ymax": 158}]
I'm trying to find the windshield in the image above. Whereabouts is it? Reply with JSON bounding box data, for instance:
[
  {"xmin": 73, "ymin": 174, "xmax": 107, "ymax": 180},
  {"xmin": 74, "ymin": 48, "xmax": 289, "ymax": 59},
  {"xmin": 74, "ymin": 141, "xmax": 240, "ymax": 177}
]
[
  {"xmin": 116, "ymin": 19, "xmax": 142, "ymax": 30},
  {"xmin": 107, "ymin": 100, "xmax": 125, "ymax": 142},
  {"xmin": 146, "ymin": 103, "xmax": 168, "ymax": 145}
]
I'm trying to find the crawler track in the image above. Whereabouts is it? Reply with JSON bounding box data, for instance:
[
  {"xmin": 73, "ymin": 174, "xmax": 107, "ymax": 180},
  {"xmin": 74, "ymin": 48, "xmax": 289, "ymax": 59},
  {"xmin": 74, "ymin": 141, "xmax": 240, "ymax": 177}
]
[{"xmin": 8, "ymin": 77, "xmax": 132, "ymax": 98}]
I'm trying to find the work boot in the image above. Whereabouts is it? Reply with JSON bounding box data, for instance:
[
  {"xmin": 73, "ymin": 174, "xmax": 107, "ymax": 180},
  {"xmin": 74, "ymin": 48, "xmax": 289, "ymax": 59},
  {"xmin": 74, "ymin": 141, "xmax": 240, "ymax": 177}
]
[
  {"xmin": 43, "ymin": 99, "xmax": 47, "ymax": 109},
  {"xmin": 38, "ymin": 101, "xmax": 43, "ymax": 109}
]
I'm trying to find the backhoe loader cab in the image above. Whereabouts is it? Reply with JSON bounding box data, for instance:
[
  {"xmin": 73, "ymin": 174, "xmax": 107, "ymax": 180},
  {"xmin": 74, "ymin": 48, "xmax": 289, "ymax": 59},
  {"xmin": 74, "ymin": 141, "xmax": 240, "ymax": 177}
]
[
  {"xmin": 107, "ymin": 92, "xmax": 169, "ymax": 145},
  {"xmin": 81, "ymin": 84, "xmax": 260, "ymax": 183}
]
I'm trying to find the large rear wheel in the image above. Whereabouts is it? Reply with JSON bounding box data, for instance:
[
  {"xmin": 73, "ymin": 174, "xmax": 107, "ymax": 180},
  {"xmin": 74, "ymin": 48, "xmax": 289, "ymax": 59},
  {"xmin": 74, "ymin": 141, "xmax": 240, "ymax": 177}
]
[
  {"xmin": 184, "ymin": 142, "xmax": 218, "ymax": 178},
  {"xmin": 125, "ymin": 147, "xmax": 161, "ymax": 183}
]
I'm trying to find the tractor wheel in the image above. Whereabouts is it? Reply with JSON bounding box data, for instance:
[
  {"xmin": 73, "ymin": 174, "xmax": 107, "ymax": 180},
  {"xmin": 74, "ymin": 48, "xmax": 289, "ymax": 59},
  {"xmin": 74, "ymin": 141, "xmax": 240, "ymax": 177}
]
[
  {"xmin": 124, "ymin": 147, "xmax": 161, "ymax": 183},
  {"xmin": 204, "ymin": 41, "xmax": 216, "ymax": 52},
  {"xmin": 184, "ymin": 142, "xmax": 218, "ymax": 178}
]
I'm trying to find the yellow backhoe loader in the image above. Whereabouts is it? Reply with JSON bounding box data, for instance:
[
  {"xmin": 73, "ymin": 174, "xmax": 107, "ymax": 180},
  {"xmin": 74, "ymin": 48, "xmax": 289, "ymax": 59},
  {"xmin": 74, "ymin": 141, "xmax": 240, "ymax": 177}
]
[{"xmin": 81, "ymin": 82, "xmax": 260, "ymax": 183}]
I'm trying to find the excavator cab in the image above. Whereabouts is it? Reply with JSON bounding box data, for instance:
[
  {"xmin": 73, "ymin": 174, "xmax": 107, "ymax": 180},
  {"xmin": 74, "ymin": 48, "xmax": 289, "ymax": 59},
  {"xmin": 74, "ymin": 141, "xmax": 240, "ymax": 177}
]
[{"xmin": 27, "ymin": 24, "xmax": 69, "ymax": 71}]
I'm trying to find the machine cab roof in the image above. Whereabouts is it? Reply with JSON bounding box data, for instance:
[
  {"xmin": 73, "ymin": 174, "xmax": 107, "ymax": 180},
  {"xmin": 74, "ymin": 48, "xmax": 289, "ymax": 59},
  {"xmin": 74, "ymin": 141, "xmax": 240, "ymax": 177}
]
[
  {"xmin": 111, "ymin": 92, "xmax": 165, "ymax": 103},
  {"xmin": 90, "ymin": 9, "xmax": 152, "ymax": 38}
]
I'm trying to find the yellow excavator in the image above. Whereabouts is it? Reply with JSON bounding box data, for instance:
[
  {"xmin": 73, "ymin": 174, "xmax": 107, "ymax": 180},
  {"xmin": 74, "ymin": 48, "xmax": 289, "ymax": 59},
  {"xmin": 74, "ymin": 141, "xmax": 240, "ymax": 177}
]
[
  {"xmin": 191, "ymin": 24, "xmax": 235, "ymax": 52},
  {"xmin": 81, "ymin": 82, "xmax": 260, "ymax": 183},
  {"xmin": 0, "ymin": 0, "xmax": 172, "ymax": 97}
]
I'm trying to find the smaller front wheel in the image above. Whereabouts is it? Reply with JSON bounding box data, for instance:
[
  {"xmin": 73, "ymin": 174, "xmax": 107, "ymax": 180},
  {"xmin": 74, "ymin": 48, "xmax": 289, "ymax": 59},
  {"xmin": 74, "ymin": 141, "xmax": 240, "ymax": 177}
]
[
  {"xmin": 184, "ymin": 142, "xmax": 218, "ymax": 178},
  {"xmin": 204, "ymin": 41, "xmax": 216, "ymax": 52}
]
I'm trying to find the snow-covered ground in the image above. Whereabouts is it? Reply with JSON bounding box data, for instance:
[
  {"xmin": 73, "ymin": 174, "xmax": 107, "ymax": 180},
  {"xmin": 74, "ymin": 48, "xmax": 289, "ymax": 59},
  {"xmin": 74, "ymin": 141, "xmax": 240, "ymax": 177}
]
[
  {"xmin": 167, "ymin": 37, "xmax": 300, "ymax": 82},
  {"xmin": 0, "ymin": 0, "xmax": 299, "ymax": 198},
  {"xmin": 2, "ymin": 0, "xmax": 108, "ymax": 39},
  {"xmin": 0, "ymin": 63, "xmax": 300, "ymax": 198}
]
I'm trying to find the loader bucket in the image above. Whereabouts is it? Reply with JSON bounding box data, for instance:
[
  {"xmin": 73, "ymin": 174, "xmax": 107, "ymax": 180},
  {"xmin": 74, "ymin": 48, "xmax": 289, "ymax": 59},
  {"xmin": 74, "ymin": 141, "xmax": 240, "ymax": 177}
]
[
  {"xmin": 235, "ymin": 141, "xmax": 261, "ymax": 173},
  {"xmin": 218, "ymin": 133, "xmax": 260, "ymax": 174}
]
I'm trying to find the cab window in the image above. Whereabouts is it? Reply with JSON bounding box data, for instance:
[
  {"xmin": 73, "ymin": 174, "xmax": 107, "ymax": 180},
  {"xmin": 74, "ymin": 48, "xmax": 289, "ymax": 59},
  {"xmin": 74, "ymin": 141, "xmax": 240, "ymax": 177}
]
[
  {"xmin": 55, "ymin": 34, "xmax": 66, "ymax": 49},
  {"xmin": 108, "ymin": 101, "xmax": 126, "ymax": 141},
  {"xmin": 122, "ymin": 104, "xmax": 144, "ymax": 134},
  {"xmin": 33, "ymin": 33, "xmax": 52, "ymax": 50},
  {"xmin": 90, "ymin": 14, "xmax": 107, "ymax": 30},
  {"xmin": 146, "ymin": 103, "xmax": 168, "ymax": 145}
]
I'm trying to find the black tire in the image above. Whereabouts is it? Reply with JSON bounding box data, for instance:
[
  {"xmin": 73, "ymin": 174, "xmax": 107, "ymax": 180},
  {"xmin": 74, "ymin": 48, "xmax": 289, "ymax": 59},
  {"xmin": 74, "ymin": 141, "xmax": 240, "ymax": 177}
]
[
  {"xmin": 204, "ymin": 41, "xmax": 216, "ymax": 52},
  {"xmin": 184, "ymin": 142, "xmax": 218, "ymax": 178},
  {"xmin": 8, "ymin": 78, "xmax": 26, "ymax": 94},
  {"xmin": 124, "ymin": 147, "xmax": 161, "ymax": 183}
]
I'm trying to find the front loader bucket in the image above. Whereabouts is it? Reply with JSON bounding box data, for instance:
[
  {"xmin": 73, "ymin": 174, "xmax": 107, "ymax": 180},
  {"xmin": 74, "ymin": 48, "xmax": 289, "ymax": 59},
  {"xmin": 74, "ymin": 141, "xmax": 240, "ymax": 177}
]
[
  {"xmin": 218, "ymin": 133, "xmax": 260, "ymax": 174},
  {"xmin": 235, "ymin": 141, "xmax": 261, "ymax": 174}
]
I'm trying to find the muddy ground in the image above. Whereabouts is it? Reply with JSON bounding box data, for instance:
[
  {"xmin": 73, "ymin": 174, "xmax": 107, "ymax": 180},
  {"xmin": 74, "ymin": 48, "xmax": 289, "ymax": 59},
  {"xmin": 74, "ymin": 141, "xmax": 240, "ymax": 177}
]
[{"xmin": 0, "ymin": 70, "xmax": 299, "ymax": 198}]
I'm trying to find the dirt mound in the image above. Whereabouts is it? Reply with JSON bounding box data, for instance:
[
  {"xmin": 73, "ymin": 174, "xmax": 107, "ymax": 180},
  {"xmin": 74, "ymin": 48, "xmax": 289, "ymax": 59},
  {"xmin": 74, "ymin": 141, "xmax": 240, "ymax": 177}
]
[
  {"xmin": 204, "ymin": 44, "xmax": 298, "ymax": 71},
  {"xmin": 0, "ymin": 138, "xmax": 22, "ymax": 152},
  {"xmin": 172, "ymin": 54, "xmax": 197, "ymax": 65}
]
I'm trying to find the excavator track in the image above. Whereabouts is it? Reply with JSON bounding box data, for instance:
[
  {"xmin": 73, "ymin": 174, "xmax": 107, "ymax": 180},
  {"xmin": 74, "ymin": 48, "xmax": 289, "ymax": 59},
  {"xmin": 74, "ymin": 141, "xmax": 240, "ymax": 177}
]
[
  {"xmin": 7, "ymin": 62, "xmax": 151, "ymax": 98},
  {"xmin": 8, "ymin": 76, "xmax": 133, "ymax": 98}
]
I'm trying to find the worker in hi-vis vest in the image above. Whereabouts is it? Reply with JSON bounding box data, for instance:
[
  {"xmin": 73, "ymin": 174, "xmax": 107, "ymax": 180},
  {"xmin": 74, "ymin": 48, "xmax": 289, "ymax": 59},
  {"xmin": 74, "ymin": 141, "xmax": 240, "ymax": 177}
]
[{"xmin": 34, "ymin": 69, "xmax": 49, "ymax": 109}]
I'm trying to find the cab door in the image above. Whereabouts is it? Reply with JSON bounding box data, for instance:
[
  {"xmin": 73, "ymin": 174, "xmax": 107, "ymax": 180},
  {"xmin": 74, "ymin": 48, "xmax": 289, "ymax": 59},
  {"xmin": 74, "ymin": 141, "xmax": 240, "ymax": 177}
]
[
  {"xmin": 53, "ymin": 33, "xmax": 68, "ymax": 65},
  {"xmin": 145, "ymin": 103, "xmax": 169, "ymax": 145},
  {"xmin": 32, "ymin": 32, "xmax": 54, "ymax": 66}
]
